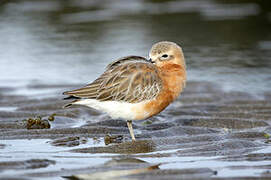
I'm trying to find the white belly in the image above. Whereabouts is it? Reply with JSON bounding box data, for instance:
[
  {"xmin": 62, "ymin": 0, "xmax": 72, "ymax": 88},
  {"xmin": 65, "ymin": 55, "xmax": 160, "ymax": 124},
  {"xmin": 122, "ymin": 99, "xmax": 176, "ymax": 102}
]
[{"xmin": 74, "ymin": 99, "xmax": 148, "ymax": 120}]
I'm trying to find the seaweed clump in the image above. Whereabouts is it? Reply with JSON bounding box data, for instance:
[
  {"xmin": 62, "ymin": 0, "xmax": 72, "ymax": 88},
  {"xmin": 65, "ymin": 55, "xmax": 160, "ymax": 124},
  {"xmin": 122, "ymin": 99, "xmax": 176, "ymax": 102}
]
[{"xmin": 22, "ymin": 114, "xmax": 56, "ymax": 129}]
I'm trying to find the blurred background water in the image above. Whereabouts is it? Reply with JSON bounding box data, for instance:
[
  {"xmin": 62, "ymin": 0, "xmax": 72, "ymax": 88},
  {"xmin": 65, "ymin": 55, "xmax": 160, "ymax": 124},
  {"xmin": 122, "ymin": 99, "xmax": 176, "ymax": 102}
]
[{"xmin": 0, "ymin": 0, "xmax": 271, "ymax": 96}]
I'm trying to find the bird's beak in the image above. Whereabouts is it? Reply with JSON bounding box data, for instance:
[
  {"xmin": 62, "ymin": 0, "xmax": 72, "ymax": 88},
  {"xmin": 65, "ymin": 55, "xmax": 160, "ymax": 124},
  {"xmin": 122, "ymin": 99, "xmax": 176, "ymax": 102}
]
[{"xmin": 149, "ymin": 58, "xmax": 155, "ymax": 64}]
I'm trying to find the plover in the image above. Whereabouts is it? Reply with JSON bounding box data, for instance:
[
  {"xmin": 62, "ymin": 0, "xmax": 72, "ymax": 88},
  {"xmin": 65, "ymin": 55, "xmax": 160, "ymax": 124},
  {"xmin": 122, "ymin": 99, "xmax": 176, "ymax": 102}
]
[{"xmin": 63, "ymin": 41, "xmax": 186, "ymax": 141}]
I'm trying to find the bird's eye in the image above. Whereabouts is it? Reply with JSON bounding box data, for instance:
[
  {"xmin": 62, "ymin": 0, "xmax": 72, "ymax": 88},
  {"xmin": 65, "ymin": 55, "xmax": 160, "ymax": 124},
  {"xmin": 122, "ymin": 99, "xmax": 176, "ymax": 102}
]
[{"xmin": 162, "ymin": 54, "xmax": 168, "ymax": 58}]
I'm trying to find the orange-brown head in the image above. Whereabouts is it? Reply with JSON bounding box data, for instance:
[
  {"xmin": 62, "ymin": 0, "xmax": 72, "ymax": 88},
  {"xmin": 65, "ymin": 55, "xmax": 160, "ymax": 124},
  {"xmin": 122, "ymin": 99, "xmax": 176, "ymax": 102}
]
[{"xmin": 149, "ymin": 41, "xmax": 186, "ymax": 68}]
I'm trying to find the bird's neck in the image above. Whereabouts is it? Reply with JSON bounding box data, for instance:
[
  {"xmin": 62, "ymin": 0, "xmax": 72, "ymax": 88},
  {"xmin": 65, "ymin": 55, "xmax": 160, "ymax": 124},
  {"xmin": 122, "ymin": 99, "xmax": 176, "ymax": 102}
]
[{"xmin": 159, "ymin": 63, "xmax": 186, "ymax": 100}]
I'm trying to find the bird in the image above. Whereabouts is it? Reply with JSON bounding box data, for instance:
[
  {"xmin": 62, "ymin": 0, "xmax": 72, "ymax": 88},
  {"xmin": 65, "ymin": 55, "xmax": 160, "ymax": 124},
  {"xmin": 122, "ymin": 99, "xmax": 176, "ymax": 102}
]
[{"xmin": 63, "ymin": 41, "xmax": 186, "ymax": 141}]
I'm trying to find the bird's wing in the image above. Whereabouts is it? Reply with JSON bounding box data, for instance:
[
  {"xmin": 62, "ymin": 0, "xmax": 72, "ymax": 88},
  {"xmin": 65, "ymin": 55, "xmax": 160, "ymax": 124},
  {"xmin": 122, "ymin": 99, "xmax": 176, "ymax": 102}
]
[{"xmin": 63, "ymin": 56, "xmax": 162, "ymax": 103}]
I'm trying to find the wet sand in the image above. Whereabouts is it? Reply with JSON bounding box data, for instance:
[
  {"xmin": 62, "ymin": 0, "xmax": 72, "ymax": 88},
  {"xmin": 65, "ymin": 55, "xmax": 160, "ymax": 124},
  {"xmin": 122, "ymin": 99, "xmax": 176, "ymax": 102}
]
[{"xmin": 0, "ymin": 81, "xmax": 270, "ymax": 180}]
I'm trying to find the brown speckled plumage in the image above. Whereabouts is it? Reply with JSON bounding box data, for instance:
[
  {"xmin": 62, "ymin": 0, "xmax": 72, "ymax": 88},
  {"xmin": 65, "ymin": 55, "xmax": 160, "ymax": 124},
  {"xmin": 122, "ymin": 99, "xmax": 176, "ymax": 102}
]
[{"xmin": 64, "ymin": 56, "xmax": 162, "ymax": 103}]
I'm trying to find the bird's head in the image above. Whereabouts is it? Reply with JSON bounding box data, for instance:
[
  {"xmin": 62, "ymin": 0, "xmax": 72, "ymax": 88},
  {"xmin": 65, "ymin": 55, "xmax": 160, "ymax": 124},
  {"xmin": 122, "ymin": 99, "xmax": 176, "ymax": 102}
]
[{"xmin": 149, "ymin": 41, "xmax": 185, "ymax": 68}]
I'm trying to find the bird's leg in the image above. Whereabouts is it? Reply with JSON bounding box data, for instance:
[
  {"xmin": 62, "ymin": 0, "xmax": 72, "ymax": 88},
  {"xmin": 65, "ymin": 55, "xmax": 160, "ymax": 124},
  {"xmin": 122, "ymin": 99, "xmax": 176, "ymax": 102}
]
[{"xmin": 127, "ymin": 120, "xmax": 136, "ymax": 141}]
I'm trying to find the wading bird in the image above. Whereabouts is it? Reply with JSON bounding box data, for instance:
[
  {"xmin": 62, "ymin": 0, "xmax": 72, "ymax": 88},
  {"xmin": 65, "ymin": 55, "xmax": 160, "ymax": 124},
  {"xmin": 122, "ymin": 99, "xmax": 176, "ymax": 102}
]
[{"xmin": 63, "ymin": 41, "xmax": 186, "ymax": 141}]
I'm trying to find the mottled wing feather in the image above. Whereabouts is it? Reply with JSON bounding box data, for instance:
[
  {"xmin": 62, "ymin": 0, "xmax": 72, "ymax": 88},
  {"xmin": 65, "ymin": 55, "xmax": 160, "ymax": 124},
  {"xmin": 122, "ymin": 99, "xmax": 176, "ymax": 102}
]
[{"xmin": 63, "ymin": 56, "xmax": 162, "ymax": 103}]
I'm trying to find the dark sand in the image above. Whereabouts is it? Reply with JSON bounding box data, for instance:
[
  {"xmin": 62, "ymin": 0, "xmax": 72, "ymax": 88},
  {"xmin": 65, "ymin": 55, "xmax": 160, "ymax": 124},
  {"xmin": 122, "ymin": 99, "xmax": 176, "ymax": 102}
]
[{"xmin": 0, "ymin": 81, "xmax": 270, "ymax": 180}]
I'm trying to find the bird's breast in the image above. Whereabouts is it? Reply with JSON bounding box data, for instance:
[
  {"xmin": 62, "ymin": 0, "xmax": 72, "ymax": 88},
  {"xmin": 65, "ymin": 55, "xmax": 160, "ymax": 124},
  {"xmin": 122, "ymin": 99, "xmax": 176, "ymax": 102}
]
[{"xmin": 132, "ymin": 64, "xmax": 186, "ymax": 120}]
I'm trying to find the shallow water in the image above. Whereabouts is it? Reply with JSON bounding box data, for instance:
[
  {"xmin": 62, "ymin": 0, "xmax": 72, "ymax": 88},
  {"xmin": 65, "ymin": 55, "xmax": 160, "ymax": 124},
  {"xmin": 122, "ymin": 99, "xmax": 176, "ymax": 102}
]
[
  {"xmin": 1, "ymin": 80, "xmax": 270, "ymax": 179},
  {"xmin": 0, "ymin": 0, "xmax": 271, "ymax": 94},
  {"xmin": 0, "ymin": 138, "xmax": 271, "ymax": 179},
  {"xmin": 0, "ymin": 0, "xmax": 271, "ymax": 179}
]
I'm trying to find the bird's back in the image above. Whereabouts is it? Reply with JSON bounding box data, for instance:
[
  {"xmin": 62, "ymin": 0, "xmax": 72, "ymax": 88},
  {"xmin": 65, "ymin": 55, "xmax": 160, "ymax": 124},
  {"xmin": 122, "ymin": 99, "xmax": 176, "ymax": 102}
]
[{"xmin": 63, "ymin": 56, "xmax": 163, "ymax": 104}]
